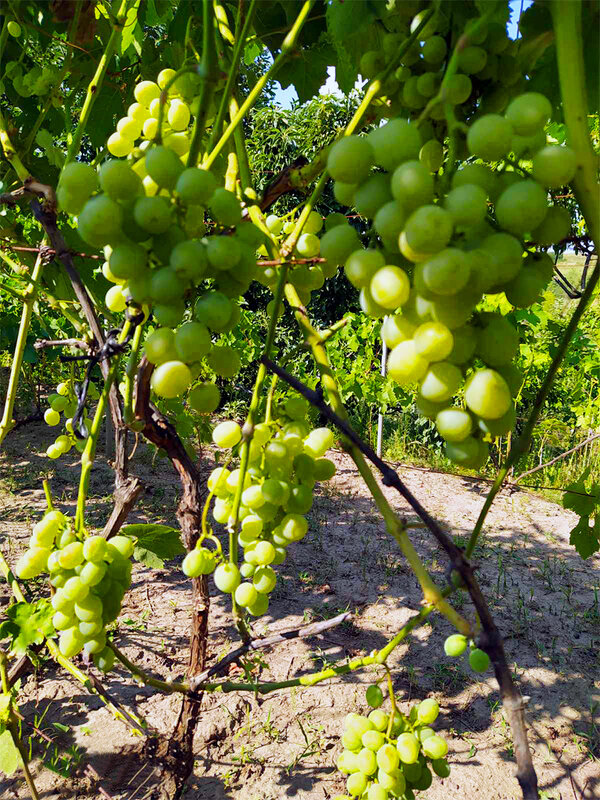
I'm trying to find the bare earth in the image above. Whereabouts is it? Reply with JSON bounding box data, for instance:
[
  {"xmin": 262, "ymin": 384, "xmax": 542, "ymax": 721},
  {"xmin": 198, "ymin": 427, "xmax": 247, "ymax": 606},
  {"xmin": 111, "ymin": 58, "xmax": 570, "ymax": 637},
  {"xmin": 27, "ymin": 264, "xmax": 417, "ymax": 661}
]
[{"xmin": 0, "ymin": 423, "xmax": 598, "ymax": 800}]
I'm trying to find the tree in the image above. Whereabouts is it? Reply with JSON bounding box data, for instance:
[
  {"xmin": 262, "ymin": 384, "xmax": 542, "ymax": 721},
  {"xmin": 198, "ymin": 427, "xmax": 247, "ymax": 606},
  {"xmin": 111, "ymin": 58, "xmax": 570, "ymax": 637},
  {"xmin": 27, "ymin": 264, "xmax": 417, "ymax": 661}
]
[{"xmin": 0, "ymin": 1, "xmax": 598, "ymax": 798}]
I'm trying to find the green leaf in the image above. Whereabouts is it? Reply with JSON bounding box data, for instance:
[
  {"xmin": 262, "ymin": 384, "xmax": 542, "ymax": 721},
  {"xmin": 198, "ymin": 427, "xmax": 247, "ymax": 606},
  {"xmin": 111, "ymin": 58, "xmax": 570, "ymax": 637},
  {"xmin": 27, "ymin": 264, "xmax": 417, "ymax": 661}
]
[
  {"xmin": 569, "ymin": 516, "xmax": 600, "ymax": 559},
  {"xmin": 277, "ymin": 43, "xmax": 334, "ymax": 105},
  {"xmin": 123, "ymin": 524, "xmax": 185, "ymax": 569},
  {"xmin": 0, "ymin": 600, "xmax": 54, "ymax": 655},
  {"xmin": 562, "ymin": 471, "xmax": 598, "ymax": 516},
  {"xmin": 0, "ymin": 730, "xmax": 21, "ymax": 776},
  {"xmin": 120, "ymin": 1, "xmax": 141, "ymax": 54}
]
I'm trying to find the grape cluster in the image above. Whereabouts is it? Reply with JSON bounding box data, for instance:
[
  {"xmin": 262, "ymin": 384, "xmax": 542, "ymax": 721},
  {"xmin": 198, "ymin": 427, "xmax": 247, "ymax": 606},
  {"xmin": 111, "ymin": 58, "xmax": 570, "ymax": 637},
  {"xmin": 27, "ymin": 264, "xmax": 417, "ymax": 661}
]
[
  {"xmin": 182, "ymin": 396, "xmax": 337, "ymax": 618},
  {"xmin": 15, "ymin": 511, "xmax": 134, "ymax": 671},
  {"xmin": 326, "ymin": 86, "xmax": 571, "ymax": 468},
  {"xmin": 444, "ymin": 634, "xmax": 490, "ymax": 673},
  {"xmin": 333, "ymin": 688, "xmax": 450, "ymax": 799},
  {"xmin": 43, "ymin": 379, "xmax": 97, "ymax": 459},
  {"xmin": 56, "ymin": 71, "xmax": 271, "ymax": 405}
]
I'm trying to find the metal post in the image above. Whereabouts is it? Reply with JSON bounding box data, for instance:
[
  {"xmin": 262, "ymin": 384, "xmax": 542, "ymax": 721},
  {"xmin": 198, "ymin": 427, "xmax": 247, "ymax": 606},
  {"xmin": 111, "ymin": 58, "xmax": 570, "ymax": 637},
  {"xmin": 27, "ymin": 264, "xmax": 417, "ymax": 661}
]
[{"xmin": 376, "ymin": 321, "xmax": 388, "ymax": 458}]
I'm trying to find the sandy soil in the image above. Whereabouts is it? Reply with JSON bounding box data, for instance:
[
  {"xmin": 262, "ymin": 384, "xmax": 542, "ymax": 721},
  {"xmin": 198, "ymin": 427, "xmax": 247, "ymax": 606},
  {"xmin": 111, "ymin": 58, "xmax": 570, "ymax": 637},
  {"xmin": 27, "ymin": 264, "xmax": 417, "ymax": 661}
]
[{"xmin": 0, "ymin": 422, "xmax": 598, "ymax": 800}]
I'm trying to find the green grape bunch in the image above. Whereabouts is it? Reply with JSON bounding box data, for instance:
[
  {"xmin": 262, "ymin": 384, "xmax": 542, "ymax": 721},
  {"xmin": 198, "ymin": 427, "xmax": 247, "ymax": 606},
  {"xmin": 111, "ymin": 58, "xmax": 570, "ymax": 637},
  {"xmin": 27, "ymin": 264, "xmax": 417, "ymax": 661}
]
[
  {"xmin": 334, "ymin": 688, "xmax": 451, "ymax": 799},
  {"xmin": 181, "ymin": 395, "xmax": 337, "ymax": 619},
  {"xmin": 326, "ymin": 86, "xmax": 573, "ymax": 470},
  {"xmin": 15, "ymin": 510, "xmax": 136, "ymax": 673}
]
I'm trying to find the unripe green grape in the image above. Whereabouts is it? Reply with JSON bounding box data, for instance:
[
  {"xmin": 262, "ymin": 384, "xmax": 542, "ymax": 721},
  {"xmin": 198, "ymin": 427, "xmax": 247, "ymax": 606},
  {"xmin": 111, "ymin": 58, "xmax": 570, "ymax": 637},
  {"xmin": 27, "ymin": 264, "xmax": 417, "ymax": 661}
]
[
  {"xmin": 413, "ymin": 322, "xmax": 453, "ymax": 362},
  {"xmin": 482, "ymin": 233, "xmax": 523, "ymax": 285},
  {"xmin": 530, "ymin": 205, "xmax": 571, "ymax": 247},
  {"xmin": 151, "ymin": 360, "xmax": 192, "ymax": 398},
  {"xmin": 77, "ymin": 195, "xmax": 124, "ymax": 247},
  {"xmin": 63, "ymin": 575, "xmax": 89, "ymax": 602},
  {"xmin": 444, "ymin": 72, "xmax": 473, "ymax": 105},
  {"xmin": 110, "ymin": 536, "xmax": 134, "ymax": 559},
  {"xmin": 416, "ymin": 71, "xmax": 440, "ymax": 98},
  {"xmin": 419, "ymin": 139, "xmax": 443, "ymax": 173},
  {"xmin": 458, "ymin": 45, "xmax": 487, "ymax": 73},
  {"xmin": 176, "ymin": 168, "xmax": 217, "ymax": 206},
  {"xmin": 207, "ymin": 346, "xmax": 241, "ymax": 378},
  {"xmin": 420, "ymin": 362, "xmax": 462, "ymax": 403},
  {"xmin": 478, "ymin": 403, "xmax": 516, "ymax": 437},
  {"xmin": 145, "ymin": 145, "xmax": 184, "ymax": 191},
  {"xmin": 304, "ymin": 427, "xmax": 334, "ymax": 458},
  {"xmin": 173, "ymin": 322, "xmax": 210, "ymax": 363},
  {"xmin": 467, "ymin": 114, "xmax": 513, "ymax": 162},
  {"xmin": 477, "ymin": 315, "xmax": 519, "ymax": 367},
  {"xmin": 422, "ymin": 35, "xmax": 447, "ymax": 63},
  {"xmin": 235, "ymin": 581, "xmax": 258, "ymax": 608},
  {"xmin": 313, "ymin": 458, "xmax": 336, "ymax": 481},
  {"xmin": 74, "ymin": 593, "xmax": 103, "ymax": 622},
  {"xmin": 388, "ymin": 340, "xmax": 429, "ymax": 387},
  {"xmin": 168, "ymin": 99, "xmax": 191, "ymax": 131},
  {"xmin": 356, "ymin": 747, "xmax": 378, "ymax": 775},
  {"xmin": 59, "ymin": 627, "xmax": 85, "ymax": 658},
  {"xmin": 142, "ymin": 117, "xmax": 159, "ymax": 139},
  {"xmin": 80, "ymin": 560, "xmax": 107, "ymax": 587},
  {"xmin": 396, "ymin": 732, "xmax": 420, "ymax": 764},
  {"xmin": 404, "ymin": 205, "xmax": 453, "ymax": 256},
  {"xmin": 154, "ymin": 302, "xmax": 184, "ymax": 328},
  {"xmin": 117, "ymin": 116, "xmax": 142, "ymax": 140},
  {"xmin": 128, "ymin": 102, "xmax": 150, "ymax": 123},
  {"xmin": 380, "ymin": 314, "xmax": 416, "ymax": 349},
  {"xmin": 354, "ymin": 174, "xmax": 392, "ymax": 220},
  {"xmin": 469, "ymin": 647, "xmax": 491, "ymax": 672},
  {"xmin": 452, "ymin": 164, "xmax": 496, "ymax": 198},
  {"xmin": 465, "ymin": 369, "xmax": 511, "ymax": 419},
  {"xmin": 445, "ymin": 437, "xmax": 481, "ymax": 467},
  {"xmin": 505, "ymin": 269, "xmax": 545, "ymax": 308},
  {"xmin": 333, "ymin": 181, "xmax": 357, "ymax": 207},
  {"xmin": 208, "ymin": 188, "xmax": 242, "ymax": 227},
  {"xmin": 444, "ymin": 184, "xmax": 487, "ymax": 228},
  {"xmin": 505, "ymin": 92, "xmax": 552, "ymax": 136},
  {"xmin": 296, "ymin": 232, "xmax": 320, "ymax": 258},
  {"xmin": 149, "ymin": 267, "xmax": 185, "ymax": 304},
  {"xmin": 94, "ymin": 646, "xmax": 116, "ymax": 672},
  {"xmin": 417, "ymin": 698, "xmax": 439, "ymax": 724},
  {"xmin": 402, "ymin": 75, "xmax": 427, "ymax": 109},
  {"xmin": 188, "ymin": 383, "xmax": 220, "ymax": 414},
  {"xmin": 108, "ymin": 242, "xmax": 147, "ymax": 281},
  {"xmin": 370, "ymin": 266, "xmax": 410, "ymax": 310},
  {"xmin": 346, "ymin": 772, "xmax": 368, "ymax": 797},
  {"xmin": 327, "ymin": 136, "xmax": 374, "ymax": 184},
  {"xmin": 107, "ymin": 133, "xmax": 135, "ymax": 158},
  {"xmin": 144, "ymin": 328, "xmax": 177, "ymax": 365},
  {"xmin": 194, "ymin": 290, "xmax": 233, "ymax": 331},
  {"xmin": 212, "ymin": 421, "xmax": 242, "ymax": 449},
  {"xmin": 84, "ymin": 633, "xmax": 107, "ymax": 655},
  {"xmin": 532, "ymin": 145, "xmax": 576, "ymax": 188},
  {"xmin": 496, "ymin": 180, "xmax": 548, "ymax": 235},
  {"xmin": 303, "ymin": 210, "xmax": 323, "ymax": 235},
  {"xmin": 422, "ymin": 248, "xmax": 470, "ymax": 296},
  {"xmin": 435, "ymin": 408, "xmax": 472, "ymax": 442},
  {"xmin": 134, "ymin": 80, "xmax": 160, "ymax": 107},
  {"xmin": 247, "ymin": 592, "xmax": 269, "ymax": 617},
  {"xmin": 134, "ymin": 196, "xmax": 171, "ymax": 233},
  {"xmin": 337, "ymin": 750, "xmax": 359, "ymax": 774},
  {"xmin": 444, "ymin": 633, "xmax": 468, "ymax": 656},
  {"xmin": 344, "ymin": 249, "xmax": 384, "ymax": 289},
  {"xmin": 252, "ymin": 565, "xmax": 276, "ymax": 594},
  {"xmin": 390, "ymin": 161, "xmax": 433, "ymax": 213},
  {"xmin": 8, "ymin": 20, "xmax": 21, "ymax": 36},
  {"xmin": 44, "ymin": 408, "xmax": 60, "ymax": 426},
  {"xmin": 59, "ymin": 541, "xmax": 84, "ymax": 570},
  {"xmin": 432, "ymin": 758, "xmax": 451, "ymax": 778}
]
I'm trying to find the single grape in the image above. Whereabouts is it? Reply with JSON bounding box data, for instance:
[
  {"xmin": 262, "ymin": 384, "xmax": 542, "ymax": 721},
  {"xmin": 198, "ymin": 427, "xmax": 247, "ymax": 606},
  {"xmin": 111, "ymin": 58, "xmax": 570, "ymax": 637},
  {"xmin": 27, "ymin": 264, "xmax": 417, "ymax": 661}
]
[
  {"xmin": 390, "ymin": 161, "xmax": 433, "ymax": 213},
  {"xmin": 354, "ymin": 174, "xmax": 393, "ymax": 219},
  {"xmin": 168, "ymin": 98, "xmax": 191, "ymax": 131},
  {"xmin": 365, "ymin": 684, "xmax": 384, "ymax": 708},
  {"xmin": 368, "ymin": 119, "xmax": 421, "ymax": 172},
  {"xmin": 469, "ymin": 647, "xmax": 491, "ymax": 672},
  {"xmin": 370, "ymin": 266, "xmax": 410, "ymax": 310},
  {"xmin": 396, "ymin": 732, "xmax": 420, "ymax": 764},
  {"xmin": 209, "ymin": 188, "xmax": 242, "ymax": 227},
  {"xmin": 134, "ymin": 196, "xmax": 171, "ymax": 233},
  {"xmin": 417, "ymin": 698, "xmax": 439, "ymax": 724},
  {"xmin": 188, "ymin": 383, "xmax": 220, "ymax": 414},
  {"xmin": 467, "ymin": 114, "xmax": 513, "ymax": 162},
  {"xmin": 134, "ymin": 80, "xmax": 161, "ymax": 106},
  {"xmin": 532, "ymin": 145, "xmax": 576, "ymax": 188},
  {"xmin": 403, "ymin": 205, "xmax": 453, "ymax": 256},
  {"xmin": 107, "ymin": 132, "xmax": 134, "ymax": 158},
  {"xmin": 8, "ymin": 20, "xmax": 21, "ymax": 36},
  {"xmin": 77, "ymin": 195, "xmax": 124, "ymax": 247},
  {"xmin": 495, "ymin": 180, "xmax": 548, "ymax": 235},
  {"xmin": 477, "ymin": 315, "xmax": 519, "ymax": 367},
  {"xmin": 212, "ymin": 421, "xmax": 242, "ymax": 449},
  {"xmin": 465, "ymin": 369, "xmax": 512, "ymax": 419},
  {"xmin": 344, "ymin": 249, "xmax": 385, "ymax": 289},
  {"xmin": 478, "ymin": 403, "xmax": 516, "ymax": 437},
  {"xmin": 505, "ymin": 92, "xmax": 552, "ymax": 136},
  {"xmin": 445, "ymin": 436, "xmax": 481, "ymax": 467},
  {"xmin": 388, "ymin": 341, "xmax": 429, "ymax": 387},
  {"xmin": 530, "ymin": 205, "xmax": 571, "ymax": 247},
  {"xmin": 151, "ymin": 361, "xmax": 192, "ymax": 398},
  {"xmin": 504, "ymin": 269, "xmax": 545, "ymax": 308},
  {"xmin": 436, "ymin": 408, "xmax": 473, "ymax": 442},
  {"xmin": 420, "ymin": 362, "xmax": 462, "ymax": 403},
  {"xmin": 444, "ymin": 633, "xmax": 468, "ymax": 656},
  {"xmin": 445, "ymin": 73, "xmax": 473, "ymax": 105},
  {"xmin": 296, "ymin": 232, "xmax": 320, "ymax": 258},
  {"xmin": 327, "ymin": 136, "xmax": 374, "ymax": 184}
]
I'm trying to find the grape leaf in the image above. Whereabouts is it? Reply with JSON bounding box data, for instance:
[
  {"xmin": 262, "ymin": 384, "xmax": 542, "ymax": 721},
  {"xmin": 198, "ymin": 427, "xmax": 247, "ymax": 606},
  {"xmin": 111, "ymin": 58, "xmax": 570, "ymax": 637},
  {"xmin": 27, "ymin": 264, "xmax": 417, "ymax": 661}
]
[
  {"xmin": 0, "ymin": 730, "xmax": 21, "ymax": 776},
  {"xmin": 123, "ymin": 524, "xmax": 185, "ymax": 569},
  {"xmin": 562, "ymin": 471, "xmax": 598, "ymax": 516},
  {"xmin": 569, "ymin": 516, "xmax": 600, "ymax": 560},
  {"xmin": 120, "ymin": 0, "xmax": 141, "ymax": 55},
  {"xmin": 0, "ymin": 600, "xmax": 54, "ymax": 655},
  {"xmin": 326, "ymin": 0, "xmax": 380, "ymax": 94},
  {"xmin": 277, "ymin": 43, "xmax": 335, "ymax": 104}
]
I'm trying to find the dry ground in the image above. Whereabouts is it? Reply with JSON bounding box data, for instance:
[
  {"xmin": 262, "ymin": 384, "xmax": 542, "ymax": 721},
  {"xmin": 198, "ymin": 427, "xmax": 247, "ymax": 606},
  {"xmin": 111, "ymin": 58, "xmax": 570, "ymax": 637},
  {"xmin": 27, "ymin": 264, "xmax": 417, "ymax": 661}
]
[{"xmin": 0, "ymin": 422, "xmax": 598, "ymax": 800}]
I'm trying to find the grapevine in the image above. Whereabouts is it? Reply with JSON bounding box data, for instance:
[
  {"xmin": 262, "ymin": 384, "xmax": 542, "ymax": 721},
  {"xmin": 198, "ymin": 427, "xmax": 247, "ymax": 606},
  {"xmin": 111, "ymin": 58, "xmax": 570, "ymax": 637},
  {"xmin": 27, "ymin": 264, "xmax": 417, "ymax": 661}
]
[{"xmin": 0, "ymin": 2, "xmax": 597, "ymax": 799}]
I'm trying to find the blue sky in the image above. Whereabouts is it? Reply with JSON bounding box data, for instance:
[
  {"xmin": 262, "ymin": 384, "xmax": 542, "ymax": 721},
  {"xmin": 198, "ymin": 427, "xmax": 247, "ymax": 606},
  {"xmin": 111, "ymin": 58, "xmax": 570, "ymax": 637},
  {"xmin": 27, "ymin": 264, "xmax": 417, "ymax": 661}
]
[{"xmin": 273, "ymin": 0, "xmax": 534, "ymax": 108}]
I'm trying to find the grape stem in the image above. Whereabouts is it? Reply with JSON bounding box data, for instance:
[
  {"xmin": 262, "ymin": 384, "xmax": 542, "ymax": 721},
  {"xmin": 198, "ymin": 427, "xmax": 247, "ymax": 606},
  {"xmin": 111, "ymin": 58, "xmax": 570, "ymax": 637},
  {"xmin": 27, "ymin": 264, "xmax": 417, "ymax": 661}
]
[
  {"xmin": 0, "ymin": 250, "xmax": 45, "ymax": 446},
  {"xmin": 202, "ymin": 0, "xmax": 316, "ymax": 171},
  {"xmin": 64, "ymin": 0, "xmax": 131, "ymax": 164},
  {"xmin": 75, "ymin": 320, "xmax": 132, "ymax": 532}
]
